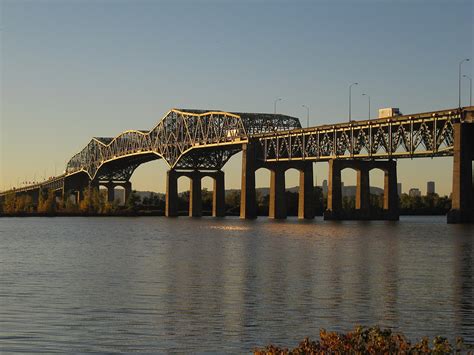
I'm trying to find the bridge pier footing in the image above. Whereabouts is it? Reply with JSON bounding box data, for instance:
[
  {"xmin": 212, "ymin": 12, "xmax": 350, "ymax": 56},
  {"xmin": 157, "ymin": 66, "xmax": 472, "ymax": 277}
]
[
  {"xmin": 448, "ymin": 122, "xmax": 474, "ymax": 223},
  {"xmin": 324, "ymin": 159, "xmax": 399, "ymax": 221}
]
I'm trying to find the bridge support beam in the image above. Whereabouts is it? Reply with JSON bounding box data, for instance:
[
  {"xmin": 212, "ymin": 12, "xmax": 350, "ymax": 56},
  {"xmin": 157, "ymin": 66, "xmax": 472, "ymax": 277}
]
[
  {"xmin": 189, "ymin": 171, "xmax": 202, "ymax": 217},
  {"xmin": 166, "ymin": 170, "xmax": 178, "ymax": 217},
  {"xmin": 298, "ymin": 162, "xmax": 315, "ymax": 219},
  {"xmin": 269, "ymin": 167, "xmax": 286, "ymax": 219},
  {"xmin": 212, "ymin": 171, "xmax": 225, "ymax": 217},
  {"xmin": 240, "ymin": 143, "xmax": 257, "ymax": 219},
  {"xmin": 448, "ymin": 122, "xmax": 474, "ymax": 223}
]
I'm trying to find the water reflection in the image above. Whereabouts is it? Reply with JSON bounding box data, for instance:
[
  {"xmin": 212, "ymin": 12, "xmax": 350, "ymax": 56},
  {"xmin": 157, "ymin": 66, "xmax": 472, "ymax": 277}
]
[{"xmin": 0, "ymin": 216, "xmax": 472, "ymax": 352}]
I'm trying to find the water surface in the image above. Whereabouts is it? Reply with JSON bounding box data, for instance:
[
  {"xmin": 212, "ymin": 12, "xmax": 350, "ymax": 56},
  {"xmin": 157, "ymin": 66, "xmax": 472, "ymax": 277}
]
[{"xmin": 0, "ymin": 216, "xmax": 472, "ymax": 352}]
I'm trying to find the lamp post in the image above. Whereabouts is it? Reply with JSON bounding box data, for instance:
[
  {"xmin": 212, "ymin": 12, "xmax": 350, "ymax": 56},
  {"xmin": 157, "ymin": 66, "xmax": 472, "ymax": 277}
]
[
  {"xmin": 349, "ymin": 82, "xmax": 358, "ymax": 121},
  {"xmin": 362, "ymin": 93, "xmax": 371, "ymax": 119},
  {"xmin": 302, "ymin": 105, "xmax": 310, "ymax": 128},
  {"xmin": 274, "ymin": 98, "xmax": 282, "ymax": 114},
  {"xmin": 459, "ymin": 58, "xmax": 470, "ymax": 107},
  {"xmin": 463, "ymin": 74, "xmax": 472, "ymax": 106}
]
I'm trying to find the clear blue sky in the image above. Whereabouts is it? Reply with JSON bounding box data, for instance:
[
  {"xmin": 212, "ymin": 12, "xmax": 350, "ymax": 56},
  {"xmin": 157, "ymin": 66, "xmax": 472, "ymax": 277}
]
[{"xmin": 1, "ymin": 0, "xmax": 472, "ymax": 195}]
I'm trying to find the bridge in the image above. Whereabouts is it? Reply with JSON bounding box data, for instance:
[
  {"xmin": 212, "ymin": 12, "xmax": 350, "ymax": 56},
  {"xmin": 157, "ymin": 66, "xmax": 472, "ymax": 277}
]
[{"xmin": 1, "ymin": 106, "xmax": 473, "ymax": 223}]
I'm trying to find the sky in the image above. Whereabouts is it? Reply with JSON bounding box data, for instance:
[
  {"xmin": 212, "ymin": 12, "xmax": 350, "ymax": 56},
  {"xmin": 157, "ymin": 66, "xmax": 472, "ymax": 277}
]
[{"xmin": 1, "ymin": 0, "xmax": 473, "ymax": 195}]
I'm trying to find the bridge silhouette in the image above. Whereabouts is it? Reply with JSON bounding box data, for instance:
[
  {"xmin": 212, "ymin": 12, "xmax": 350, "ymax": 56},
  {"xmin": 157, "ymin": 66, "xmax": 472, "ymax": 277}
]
[{"xmin": 1, "ymin": 106, "xmax": 473, "ymax": 223}]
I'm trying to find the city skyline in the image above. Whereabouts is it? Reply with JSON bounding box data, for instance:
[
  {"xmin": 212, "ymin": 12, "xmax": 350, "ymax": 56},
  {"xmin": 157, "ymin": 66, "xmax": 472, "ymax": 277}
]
[{"xmin": 1, "ymin": 0, "xmax": 473, "ymax": 196}]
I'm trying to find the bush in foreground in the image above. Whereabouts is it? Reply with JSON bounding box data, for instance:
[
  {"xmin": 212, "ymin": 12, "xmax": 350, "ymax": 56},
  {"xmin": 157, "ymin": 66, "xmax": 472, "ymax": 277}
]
[{"xmin": 254, "ymin": 326, "xmax": 472, "ymax": 354}]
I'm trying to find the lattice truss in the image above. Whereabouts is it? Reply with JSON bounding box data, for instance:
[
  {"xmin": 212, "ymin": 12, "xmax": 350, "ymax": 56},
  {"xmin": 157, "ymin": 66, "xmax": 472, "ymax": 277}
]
[
  {"xmin": 259, "ymin": 111, "xmax": 460, "ymax": 161},
  {"xmin": 66, "ymin": 109, "xmax": 301, "ymax": 179}
]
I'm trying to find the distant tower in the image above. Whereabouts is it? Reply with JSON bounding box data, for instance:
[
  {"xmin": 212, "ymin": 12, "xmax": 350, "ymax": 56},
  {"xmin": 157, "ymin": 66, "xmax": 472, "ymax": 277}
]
[
  {"xmin": 409, "ymin": 188, "xmax": 421, "ymax": 197},
  {"xmin": 322, "ymin": 179, "xmax": 328, "ymax": 196},
  {"xmin": 427, "ymin": 181, "xmax": 435, "ymax": 195},
  {"xmin": 397, "ymin": 183, "xmax": 402, "ymax": 196}
]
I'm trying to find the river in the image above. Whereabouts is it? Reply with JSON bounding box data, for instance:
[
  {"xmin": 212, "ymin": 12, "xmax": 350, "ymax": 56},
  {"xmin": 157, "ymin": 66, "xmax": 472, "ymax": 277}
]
[{"xmin": 0, "ymin": 216, "xmax": 472, "ymax": 352}]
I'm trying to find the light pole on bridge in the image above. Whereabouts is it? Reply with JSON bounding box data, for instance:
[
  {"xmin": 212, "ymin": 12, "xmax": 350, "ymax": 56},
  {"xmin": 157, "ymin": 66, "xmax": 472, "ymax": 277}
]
[
  {"xmin": 302, "ymin": 104, "xmax": 310, "ymax": 128},
  {"xmin": 362, "ymin": 93, "xmax": 371, "ymax": 120},
  {"xmin": 274, "ymin": 98, "xmax": 282, "ymax": 114},
  {"xmin": 349, "ymin": 82, "xmax": 358, "ymax": 122},
  {"xmin": 463, "ymin": 74, "xmax": 472, "ymax": 106},
  {"xmin": 458, "ymin": 58, "xmax": 470, "ymax": 107}
]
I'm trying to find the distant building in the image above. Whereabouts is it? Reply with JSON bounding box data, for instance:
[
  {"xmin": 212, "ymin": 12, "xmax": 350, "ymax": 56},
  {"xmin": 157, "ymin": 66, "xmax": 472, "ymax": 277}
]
[
  {"xmin": 397, "ymin": 183, "xmax": 402, "ymax": 196},
  {"xmin": 427, "ymin": 181, "xmax": 435, "ymax": 195},
  {"xmin": 409, "ymin": 188, "xmax": 421, "ymax": 197},
  {"xmin": 322, "ymin": 180, "xmax": 328, "ymax": 196}
]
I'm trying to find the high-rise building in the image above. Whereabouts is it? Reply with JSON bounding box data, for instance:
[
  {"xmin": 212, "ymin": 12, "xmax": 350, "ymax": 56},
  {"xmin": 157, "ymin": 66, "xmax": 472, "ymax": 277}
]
[
  {"xmin": 397, "ymin": 183, "xmax": 402, "ymax": 196},
  {"xmin": 409, "ymin": 188, "xmax": 421, "ymax": 197},
  {"xmin": 322, "ymin": 180, "xmax": 328, "ymax": 196},
  {"xmin": 427, "ymin": 181, "xmax": 435, "ymax": 195}
]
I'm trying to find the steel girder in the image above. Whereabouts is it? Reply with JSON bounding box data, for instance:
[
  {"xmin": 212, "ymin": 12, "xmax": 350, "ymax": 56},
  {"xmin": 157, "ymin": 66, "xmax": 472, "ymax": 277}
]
[
  {"xmin": 256, "ymin": 109, "xmax": 463, "ymax": 161},
  {"xmin": 65, "ymin": 109, "xmax": 302, "ymax": 179}
]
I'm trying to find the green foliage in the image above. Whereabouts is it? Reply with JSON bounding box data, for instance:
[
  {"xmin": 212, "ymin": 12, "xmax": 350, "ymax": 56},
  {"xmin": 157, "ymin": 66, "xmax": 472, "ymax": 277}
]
[
  {"xmin": 38, "ymin": 189, "xmax": 57, "ymax": 214},
  {"xmin": 254, "ymin": 326, "xmax": 471, "ymax": 354},
  {"xmin": 126, "ymin": 190, "xmax": 141, "ymax": 211},
  {"xmin": 400, "ymin": 193, "xmax": 451, "ymax": 215}
]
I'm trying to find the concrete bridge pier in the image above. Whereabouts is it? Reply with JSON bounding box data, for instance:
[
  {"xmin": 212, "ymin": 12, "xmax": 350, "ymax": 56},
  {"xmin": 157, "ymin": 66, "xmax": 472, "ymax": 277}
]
[
  {"xmin": 325, "ymin": 159, "xmax": 343, "ymax": 219},
  {"xmin": 240, "ymin": 143, "xmax": 257, "ymax": 219},
  {"xmin": 356, "ymin": 166, "xmax": 370, "ymax": 213},
  {"xmin": 189, "ymin": 171, "xmax": 202, "ymax": 217},
  {"xmin": 298, "ymin": 162, "xmax": 315, "ymax": 219},
  {"xmin": 269, "ymin": 166, "xmax": 286, "ymax": 219},
  {"xmin": 448, "ymin": 122, "xmax": 474, "ymax": 223},
  {"xmin": 166, "ymin": 170, "xmax": 178, "ymax": 217},
  {"xmin": 212, "ymin": 170, "xmax": 225, "ymax": 217},
  {"xmin": 165, "ymin": 169, "xmax": 225, "ymax": 217},
  {"xmin": 324, "ymin": 159, "xmax": 398, "ymax": 220},
  {"xmin": 106, "ymin": 182, "xmax": 115, "ymax": 203},
  {"xmin": 383, "ymin": 161, "xmax": 399, "ymax": 220}
]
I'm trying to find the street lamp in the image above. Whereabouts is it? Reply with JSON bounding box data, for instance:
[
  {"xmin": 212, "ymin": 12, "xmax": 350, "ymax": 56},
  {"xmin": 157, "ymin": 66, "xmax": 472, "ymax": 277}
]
[
  {"xmin": 349, "ymin": 82, "xmax": 358, "ymax": 121},
  {"xmin": 463, "ymin": 74, "xmax": 472, "ymax": 106},
  {"xmin": 274, "ymin": 98, "xmax": 282, "ymax": 114},
  {"xmin": 362, "ymin": 93, "xmax": 371, "ymax": 119},
  {"xmin": 302, "ymin": 105, "xmax": 310, "ymax": 128},
  {"xmin": 459, "ymin": 58, "xmax": 470, "ymax": 107}
]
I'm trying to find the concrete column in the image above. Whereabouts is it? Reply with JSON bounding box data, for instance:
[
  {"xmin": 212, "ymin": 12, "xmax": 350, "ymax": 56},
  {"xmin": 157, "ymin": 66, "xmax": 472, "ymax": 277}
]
[
  {"xmin": 166, "ymin": 170, "xmax": 178, "ymax": 217},
  {"xmin": 123, "ymin": 181, "xmax": 132, "ymax": 204},
  {"xmin": 298, "ymin": 163, "xmax": 315, "ymax": 219},
  {"xmin": 383, "ymin": 161, "xmax": 399, "ymax": 220},
  {"xmin": 326, "ymin": 159, "xmax": 342, "ymax": 214},
  {"xmin": 240, "ymin": 143, "xmax": 257, "ymax": 219},
  {"xmin": 269, "ymin": 167, "xmax": 286, "ymax": 219},
  {"xmin": 212, "ymin": 171, "xmax": 225, "ymax": 217},
  {"xmin": 356, "ymin": 167, "xmax": 370, "ymax": 212},
  {"xmin": 189, "ymin": 171, "xmax": 202, "ymax": 217},
  {"xmin": 106, "ymin": 182, "xmax": 115, "ymax": 203},
  {"xmin": 448, "ymin": 123, "xmax": 473, "ymax": 223}
]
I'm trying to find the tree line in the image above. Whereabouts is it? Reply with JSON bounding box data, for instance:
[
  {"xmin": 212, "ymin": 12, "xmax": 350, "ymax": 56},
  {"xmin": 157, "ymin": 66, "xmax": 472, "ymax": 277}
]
[{"xmin": 0, "ymin": 187, "xmax": 451, "ymax": 216}]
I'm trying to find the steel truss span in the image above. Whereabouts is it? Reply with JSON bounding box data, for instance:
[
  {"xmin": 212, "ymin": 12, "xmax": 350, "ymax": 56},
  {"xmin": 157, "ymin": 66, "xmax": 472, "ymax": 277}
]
[
  {"xmin": 256, "ymin": 109, "xmax": 465, "ymax": 162},
  {"xmin": 65, "ymin": 109, "xmax": 301, "ymax": 179}
]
